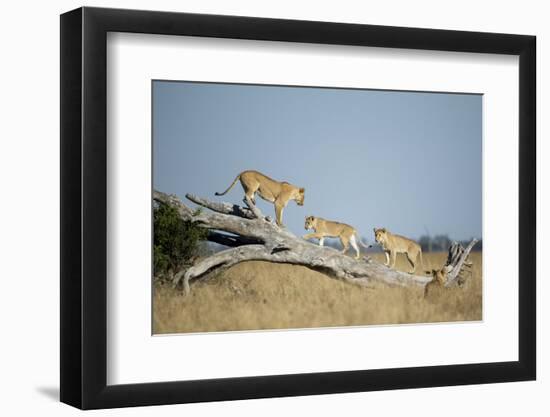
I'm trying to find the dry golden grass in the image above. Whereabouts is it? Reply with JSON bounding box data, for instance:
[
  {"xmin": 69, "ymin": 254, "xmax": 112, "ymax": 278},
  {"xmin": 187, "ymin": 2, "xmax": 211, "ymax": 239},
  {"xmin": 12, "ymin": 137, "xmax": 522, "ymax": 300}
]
[{"xmin": 153, "ymin": 252, "xmax": 482, "ymax": 334}]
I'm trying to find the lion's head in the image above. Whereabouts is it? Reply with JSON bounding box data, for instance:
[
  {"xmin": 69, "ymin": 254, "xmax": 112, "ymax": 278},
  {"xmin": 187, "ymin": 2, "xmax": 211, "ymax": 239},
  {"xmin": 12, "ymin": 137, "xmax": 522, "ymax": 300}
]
[
  {"xmin": 373, "ymin": 228, "xmax": 388, "ymax": 244},
  {"xmin": 431, "ymin": 268, "xmax": 448, "ymax": 285},
  {"xmin": 304, "ymin": 215, "xmax": 317, "ymax": 230}
]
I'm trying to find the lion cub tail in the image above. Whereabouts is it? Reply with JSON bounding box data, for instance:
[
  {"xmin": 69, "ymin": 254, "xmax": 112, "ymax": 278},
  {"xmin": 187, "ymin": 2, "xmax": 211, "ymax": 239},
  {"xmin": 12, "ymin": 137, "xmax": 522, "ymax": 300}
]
[{"xmin": 215, "ymin": 173, "xmax": 240, "ymax": 196}]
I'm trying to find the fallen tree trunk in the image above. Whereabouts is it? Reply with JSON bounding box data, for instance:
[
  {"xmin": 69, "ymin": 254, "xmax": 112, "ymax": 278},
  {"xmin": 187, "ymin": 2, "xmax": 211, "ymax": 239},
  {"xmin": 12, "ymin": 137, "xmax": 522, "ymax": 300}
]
[{"xmin": 153, "ymin": 190, "xmax": 477, "ymax": 294}]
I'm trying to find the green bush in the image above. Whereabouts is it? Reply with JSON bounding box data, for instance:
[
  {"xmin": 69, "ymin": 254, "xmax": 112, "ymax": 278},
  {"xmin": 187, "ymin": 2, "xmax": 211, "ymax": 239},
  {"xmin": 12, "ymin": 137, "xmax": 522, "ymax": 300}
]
[{"xmin": 153, "ymin": 202, "xmax": 207, "ymax": 279}]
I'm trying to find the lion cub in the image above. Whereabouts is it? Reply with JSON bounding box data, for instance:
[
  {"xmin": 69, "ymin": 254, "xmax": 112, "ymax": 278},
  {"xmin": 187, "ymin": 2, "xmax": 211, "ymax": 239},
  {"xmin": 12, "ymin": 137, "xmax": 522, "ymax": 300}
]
[
  {"xmin": 215, "ymin": 170, "xmax": 305, "ymax": 227},
  {"xmin": 373, "ymin": 228, "xmax": 423, "ymax": 274},
  {"xmin": 424, "ymin": 267, "xmax": 448, "ymax": 297},
  {"xmin": 303, "ymin": 216, "xmax": 369, "ymax": 259}
]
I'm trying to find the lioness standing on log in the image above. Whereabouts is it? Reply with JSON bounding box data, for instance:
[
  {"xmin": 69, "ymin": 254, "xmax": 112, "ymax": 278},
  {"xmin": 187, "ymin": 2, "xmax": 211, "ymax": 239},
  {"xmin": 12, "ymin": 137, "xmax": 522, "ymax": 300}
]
[
  {"xmin": 374, "ymin": 228, "xmax": 424, "ymax": 274},
  {"xmin": 215, "ymin": 170, "xmax": 305, "ymax": 227},
  {"xmin": 303, "ymin": 216, "xmax": 370, "ymax": 259}
]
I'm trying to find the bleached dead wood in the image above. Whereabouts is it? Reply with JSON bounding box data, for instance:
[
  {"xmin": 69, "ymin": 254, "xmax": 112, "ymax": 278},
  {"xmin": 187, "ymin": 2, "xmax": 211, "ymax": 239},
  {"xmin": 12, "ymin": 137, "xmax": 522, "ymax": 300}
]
[
  {"xmin": 443, "ymin": 239, "xmax": 478, "ymax": 287},
  {"xmin": 154, "ymin": 190, "xmax": 476, "ymax": 294}
]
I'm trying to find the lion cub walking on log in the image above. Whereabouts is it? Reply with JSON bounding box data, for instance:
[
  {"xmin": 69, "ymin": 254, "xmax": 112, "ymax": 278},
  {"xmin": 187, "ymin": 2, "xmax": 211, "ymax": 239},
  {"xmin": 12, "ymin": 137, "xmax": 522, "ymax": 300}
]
[
  {"xmin": 373, "ymin": 228, "xmax": 424, "ymax": 274},
  {"xmin": 303, "ymin": 216, "xmax": 369, "ymax": 259},
  {"xmin": 215, "ymin": 170, "xmax": 305, "ymax": 227}
]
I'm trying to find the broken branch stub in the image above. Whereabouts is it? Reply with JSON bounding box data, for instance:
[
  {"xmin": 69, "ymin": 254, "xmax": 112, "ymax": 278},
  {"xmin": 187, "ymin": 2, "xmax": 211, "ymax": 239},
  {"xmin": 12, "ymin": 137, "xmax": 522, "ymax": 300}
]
[{"xmin": 444, "ymin": 239, "xmax": 479, "ymax": 287}]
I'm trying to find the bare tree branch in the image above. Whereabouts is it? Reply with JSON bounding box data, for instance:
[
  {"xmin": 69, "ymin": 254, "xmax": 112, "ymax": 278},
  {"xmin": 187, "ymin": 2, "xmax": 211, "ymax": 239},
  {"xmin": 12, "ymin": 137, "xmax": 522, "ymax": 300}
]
[
  {"xmin": 444, "ymin": 239, "xmax": 479, "ymax": 287},
  {"xmin": 186, "ymin": 193, "xmax": 256, "ymax": 219}
]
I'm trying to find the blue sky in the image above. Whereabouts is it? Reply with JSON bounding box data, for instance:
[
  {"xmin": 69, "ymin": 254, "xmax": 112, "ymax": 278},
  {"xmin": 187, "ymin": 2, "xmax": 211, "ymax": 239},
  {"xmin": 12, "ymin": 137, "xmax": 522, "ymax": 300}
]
[{"xmin": 153, "ymin": 81, "xmax": 482, "ymax": 242}]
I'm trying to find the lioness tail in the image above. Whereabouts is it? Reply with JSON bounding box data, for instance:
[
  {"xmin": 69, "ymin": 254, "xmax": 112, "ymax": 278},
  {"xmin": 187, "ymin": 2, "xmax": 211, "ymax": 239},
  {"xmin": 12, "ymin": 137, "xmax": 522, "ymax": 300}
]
[
  {"xmin": 355, "ymin": 232, "xmax": 372, "ymax": 249},
  {"xmin": 215, "ymin": 174, "xmax": 240, "ymax": 196}
]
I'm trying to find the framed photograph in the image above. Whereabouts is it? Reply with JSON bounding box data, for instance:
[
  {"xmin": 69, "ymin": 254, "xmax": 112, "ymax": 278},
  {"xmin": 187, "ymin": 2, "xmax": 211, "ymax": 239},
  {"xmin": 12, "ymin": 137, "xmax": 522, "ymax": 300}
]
[{"xmin": 60, "ymin": 6, "xmax": 536, "ymax": 409}]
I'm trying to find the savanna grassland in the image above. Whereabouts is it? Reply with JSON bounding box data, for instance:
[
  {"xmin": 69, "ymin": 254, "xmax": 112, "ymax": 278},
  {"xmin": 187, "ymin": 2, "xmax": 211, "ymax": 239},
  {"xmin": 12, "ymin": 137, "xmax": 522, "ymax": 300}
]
[{"xmin": 153, "ymin": 251, "xmax": 482, "ymax": 334}]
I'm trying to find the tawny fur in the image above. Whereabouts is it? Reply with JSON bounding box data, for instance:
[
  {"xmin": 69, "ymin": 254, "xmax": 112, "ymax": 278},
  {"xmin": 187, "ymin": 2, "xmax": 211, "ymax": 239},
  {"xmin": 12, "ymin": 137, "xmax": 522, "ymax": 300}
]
[
  {"xmin": 215, "ymin": 170, "xmax": 305, "ymax": 226},
  {"xmin": 303, "ymin": 216, "xmax": 369, "ymax": 260},
  {"xmin": 424, "ymin": 267, "xmax": 448, "ymax": 297},
  {"xmin": 373, "ymin": 228, "xmax": 424, "ymax": 274}
]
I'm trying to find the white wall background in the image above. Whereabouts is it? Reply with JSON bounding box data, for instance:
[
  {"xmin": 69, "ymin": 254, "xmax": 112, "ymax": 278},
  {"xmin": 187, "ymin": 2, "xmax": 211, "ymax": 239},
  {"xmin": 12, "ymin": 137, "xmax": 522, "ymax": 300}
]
[{"xmin": 0, "ymin": 0, "xmax": 545, "ymax": 415}]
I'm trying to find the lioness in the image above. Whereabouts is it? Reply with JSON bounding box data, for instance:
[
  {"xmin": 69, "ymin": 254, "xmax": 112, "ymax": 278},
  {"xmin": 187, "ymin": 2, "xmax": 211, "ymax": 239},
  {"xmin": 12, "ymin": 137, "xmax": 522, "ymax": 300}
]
[
  {"xmin": 373, "ymin": 228, "xmax": 423, "ymax": 273},
  {"xmin": 215, "ymin": 170, "xmax": 305, "ymax": 227},
  {"xmin": 303, "ymin": 216, "xmax": 370, "ymax": 259}
]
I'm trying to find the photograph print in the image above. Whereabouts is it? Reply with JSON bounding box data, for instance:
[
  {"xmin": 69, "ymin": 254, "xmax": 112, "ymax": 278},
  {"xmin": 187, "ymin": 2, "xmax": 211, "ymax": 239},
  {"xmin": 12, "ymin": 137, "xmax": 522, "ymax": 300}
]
[{"xmin": 152, "ymin": 80, "xmax": 482, "ymax": 335}]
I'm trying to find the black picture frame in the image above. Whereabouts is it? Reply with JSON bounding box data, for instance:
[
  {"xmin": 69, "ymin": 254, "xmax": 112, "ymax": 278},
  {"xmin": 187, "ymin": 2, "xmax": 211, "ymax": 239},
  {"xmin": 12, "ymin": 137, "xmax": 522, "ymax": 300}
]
[{"xmin": 60, "ymin": 6, "xmax": 536, "ymax": 410}]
